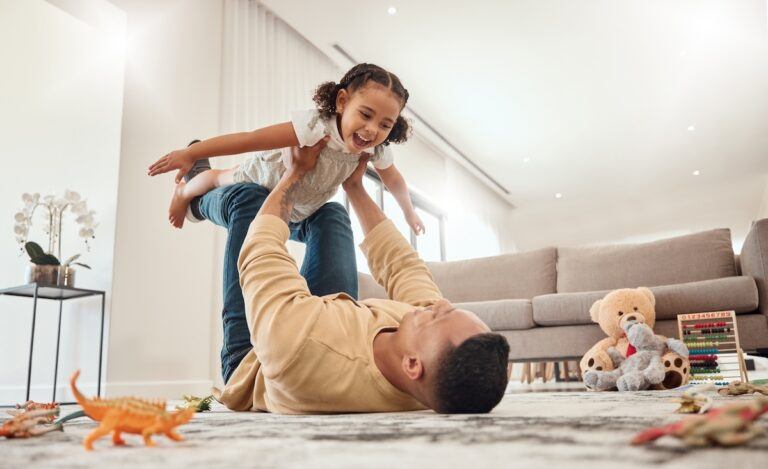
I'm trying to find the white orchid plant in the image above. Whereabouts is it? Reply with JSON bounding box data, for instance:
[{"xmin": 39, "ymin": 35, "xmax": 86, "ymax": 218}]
[{"xmin": 13, "ymin": 190, "xmax": 96, "ymax": 269}]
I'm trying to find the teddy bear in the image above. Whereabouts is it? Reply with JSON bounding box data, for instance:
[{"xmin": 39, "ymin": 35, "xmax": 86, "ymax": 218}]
[
  {"xmin": 579, "ymin": 287, "xmax": 691, "ymax": 390},
  {"xmin": 583, "ymin": 320, "xmax": 689, "ymax": 391}
]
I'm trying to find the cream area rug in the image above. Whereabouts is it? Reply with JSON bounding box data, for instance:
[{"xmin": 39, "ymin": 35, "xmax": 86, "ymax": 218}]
[{"xmin": 2, "ymin": 390, "xmax": 767, "ymax": 468}]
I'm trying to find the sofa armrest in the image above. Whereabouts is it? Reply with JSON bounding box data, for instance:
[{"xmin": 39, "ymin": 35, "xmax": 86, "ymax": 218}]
[{"xmin": 740, "ymin": 218, "xmax": 768, "ymax": 317}]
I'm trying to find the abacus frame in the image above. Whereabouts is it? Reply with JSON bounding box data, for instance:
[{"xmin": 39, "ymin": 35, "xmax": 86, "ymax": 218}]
[{"xmin": 677, "ymin": 310, "xmax": 748, "ymax": 385}]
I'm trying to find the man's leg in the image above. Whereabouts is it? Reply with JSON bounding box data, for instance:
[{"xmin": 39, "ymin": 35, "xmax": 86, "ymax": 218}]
[
  {"xmin": 195, "ymin": 183, "xmax": 271, "ymax": 383},
  {"xmin": 291, "ymin": 201, "xmax": 358, "ymax": 298}
]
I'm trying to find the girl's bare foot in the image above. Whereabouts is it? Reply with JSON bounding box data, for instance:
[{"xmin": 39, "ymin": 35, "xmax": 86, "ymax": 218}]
[{"xmin": 169, "ymin": 181, "xmax": 192, "ymax": 228}]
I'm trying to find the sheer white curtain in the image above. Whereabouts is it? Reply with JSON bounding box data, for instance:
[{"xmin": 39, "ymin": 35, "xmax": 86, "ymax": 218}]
[
  {"xmin": 217, "ymin": 0, "xmax": 340, "ymax": 168},
  {"xmin": 443, "ymin": 158, "xmax": 513, "ymax": 259},
  {"xmin": 210, "ymin": 0, "xmax": 341, "ymax": 385}
]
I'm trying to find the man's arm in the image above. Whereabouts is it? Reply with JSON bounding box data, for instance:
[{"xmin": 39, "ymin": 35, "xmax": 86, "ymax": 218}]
[
  {"xmin": 343, "ymin": 159, "xmax": 387, "ymax": 235},
  {"xmin": 236, "ymin": 139, "xmax": 330, "ymax": 376},
  {"xmin": 343, "ymin": 159, "xmax": 442, "ymax": 306}
]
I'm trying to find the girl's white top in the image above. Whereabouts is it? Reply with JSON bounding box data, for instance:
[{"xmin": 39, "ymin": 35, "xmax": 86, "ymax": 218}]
[{"xmin": 234, "ymin": 109, "xmax": 394, "ymax": 223}]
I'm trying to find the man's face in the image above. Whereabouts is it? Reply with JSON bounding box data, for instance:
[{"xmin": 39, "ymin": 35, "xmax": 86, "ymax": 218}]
[{"xmin": 398, "ymin": 300, "xmax": 489, "ymax": 376}]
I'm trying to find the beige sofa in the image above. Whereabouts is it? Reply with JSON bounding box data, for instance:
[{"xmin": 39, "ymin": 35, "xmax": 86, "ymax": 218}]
[{"xmin": 358, "ymin": 219, "xmax": 768, "ymax": 362}]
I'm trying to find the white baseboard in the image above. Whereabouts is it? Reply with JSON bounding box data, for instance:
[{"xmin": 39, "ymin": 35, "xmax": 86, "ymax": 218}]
[{"xmin": 0, "ymin": 380, "xmax": 214, "ymax": 404}]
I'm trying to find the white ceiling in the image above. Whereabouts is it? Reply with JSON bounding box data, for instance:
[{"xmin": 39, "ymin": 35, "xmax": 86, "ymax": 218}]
[{"xmin": 262, "ymin": 0, "xmax": 768, "ymax": 209}]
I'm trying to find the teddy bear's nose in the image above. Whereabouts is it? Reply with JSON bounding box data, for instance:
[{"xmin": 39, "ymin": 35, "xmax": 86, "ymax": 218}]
[{"xmin": 625, "ymin": 315, "xmax": 637, "ymax": 322}]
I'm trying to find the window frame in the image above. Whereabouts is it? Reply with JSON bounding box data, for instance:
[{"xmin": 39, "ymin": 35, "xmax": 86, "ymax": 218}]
[{"xmin": 342, "ymin": 167, "xmax": 446, "ymax": 261}]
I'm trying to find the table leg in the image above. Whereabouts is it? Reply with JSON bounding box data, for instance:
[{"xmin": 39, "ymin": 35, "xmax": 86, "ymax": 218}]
[
  {"xmin": 97, "ymin": 293, "xmax": 105, "ymax": 397},
  {"xmin": 52, "ymin": 299, "xmax": 64, "ymax": 402},
  {"xmin": 26, "ymin": 285, "xmax": 39, "ymax": 402}
]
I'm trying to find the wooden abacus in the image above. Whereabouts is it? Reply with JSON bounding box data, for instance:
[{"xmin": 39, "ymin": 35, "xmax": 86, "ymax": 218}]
[{"xmin": 677, "ymin": 311, "xmax": 748, "ymax": 386}]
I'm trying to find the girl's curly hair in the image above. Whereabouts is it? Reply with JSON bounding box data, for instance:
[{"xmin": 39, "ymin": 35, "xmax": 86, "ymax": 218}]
[{"xmin": 313, "ymin": 63, "xmax": 411, "ymax": 145}]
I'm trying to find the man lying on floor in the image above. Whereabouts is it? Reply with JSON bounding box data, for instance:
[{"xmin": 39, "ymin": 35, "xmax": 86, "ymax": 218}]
[{"xmin": 218, "ymin": 142, "xmax": 510, "ymax": 414}]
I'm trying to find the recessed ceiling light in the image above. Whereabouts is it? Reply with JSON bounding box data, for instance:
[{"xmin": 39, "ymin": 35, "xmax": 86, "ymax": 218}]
[
  {"xmin": 692, "ymin": 170, "xmax": 701, "ymax": 176},
  {"xmin": 387, "ymin": 6, "xmax": 397, "ymax": 15},
  {"xmin": 687, "ymin": 125, "xmax": 695, "ymax": 131},
  {"xmin": 523, "ymin": 157, "xmax": 531, "ymax": 163},
  {"xmin": 554, "ymin": 193, "xmax": 563, "ymax": 199}
]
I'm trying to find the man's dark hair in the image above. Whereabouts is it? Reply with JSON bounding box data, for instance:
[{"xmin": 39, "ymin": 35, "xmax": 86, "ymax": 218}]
[{"xmin": 433, "ymin": 333, "xmax": 510, "ymax": 413}]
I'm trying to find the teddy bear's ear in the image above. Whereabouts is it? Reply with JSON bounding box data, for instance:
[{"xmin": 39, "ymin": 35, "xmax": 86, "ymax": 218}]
[
  {"xmin": 589, "ymin": 299, "xmax": 602, "ymax": 323},
  {"xmin": 638, "ymin": 287, "xmax": 655, "ymax": 307}
]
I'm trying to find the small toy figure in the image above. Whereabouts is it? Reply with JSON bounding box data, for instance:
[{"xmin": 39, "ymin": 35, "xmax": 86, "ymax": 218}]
[
  {"xmin": 717, "ymin": 381, "xmax": 768, "ymax": 396},
  {"xmin": 176, "ymin": 394, "xmax": 215, "ymax": 412},
  {"xmin": 1, "ymin": 408, "xmax": 61, "ymax": 439},
  {"xmin": 632, "ymin": 395, "xmax": 768, "ymax": 446},
  {"xmin": 673, "ymin": 385, "xmax": 714, "ymax": 414},
  {"xmin": 8, "ymin": 401, "xmax": 60, "ymax": 423},
  {"xmin": 70, "ymin": 370, "xmax": 195, "ymax": 451}
]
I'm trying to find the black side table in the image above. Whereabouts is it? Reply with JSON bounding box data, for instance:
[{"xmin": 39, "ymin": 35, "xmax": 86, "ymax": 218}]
[{"xmin": 0, "ymin": 283, "xmax": 105, "ymax": 407}]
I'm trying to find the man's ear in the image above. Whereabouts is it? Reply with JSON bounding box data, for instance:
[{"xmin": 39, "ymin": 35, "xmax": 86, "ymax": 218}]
[
  {"xmin": 589, "ymin": 300, "xmax": 602, "ymax": 323},
  {"xmin": 335, "ymin": 89, "xmax": 349, "ymax": 114},
  {"xmin": 401, "ymin": 355, "xmax": 423, "ymax": 381}
]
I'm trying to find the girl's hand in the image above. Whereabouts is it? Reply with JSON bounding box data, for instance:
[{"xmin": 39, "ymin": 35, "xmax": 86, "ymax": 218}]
[
  {"xmin": 406, "ymin": 211, "xmax": 425, "ymax": 235},
  {"xmin": 148, "ymin": 149, "xmax": 196, "ymax": 183},
  {"xmin": 342, "ymin": 155, "xmax": 372, "ymax": 192}
]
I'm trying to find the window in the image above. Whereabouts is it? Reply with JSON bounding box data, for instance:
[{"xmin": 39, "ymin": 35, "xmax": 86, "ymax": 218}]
[
  {"xmin": 414, "ymin": 207, "xmax": 443, "ymax": 262},
  {"xmin": 341, "ymin": 168, "xmax": 446, "ymax": 273}
]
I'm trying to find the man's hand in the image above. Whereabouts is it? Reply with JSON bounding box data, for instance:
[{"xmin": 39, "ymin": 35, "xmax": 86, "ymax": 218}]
[
  {"xmin": 342, "ymin": 155, "xmax": 372, "ymax": 192},
  {"xmin": 148, "ymin": 148, "xmax": 196, "ymax": 183},
  {"xmin": 258, "ymin": 138, "xmax": 329, "ymax": 223},
  {"xmin": 284, "ymin": 137, "xmax": 329, "ymax": 177}
]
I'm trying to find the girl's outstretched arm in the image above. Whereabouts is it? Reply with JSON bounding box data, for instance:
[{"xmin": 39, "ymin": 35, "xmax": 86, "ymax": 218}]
[
  {"xmin": 375, "ymin": 164, "xmax": 425, "ymax": 235},
  {"xmin": 148, "ymin": 122, "xmax": 300, "ymax": 182}
]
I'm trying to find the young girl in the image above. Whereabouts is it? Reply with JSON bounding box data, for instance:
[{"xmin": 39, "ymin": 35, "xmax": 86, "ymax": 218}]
[{"xmin": 148, "ymin": 63, "xmax": 424, "ymax": 233}]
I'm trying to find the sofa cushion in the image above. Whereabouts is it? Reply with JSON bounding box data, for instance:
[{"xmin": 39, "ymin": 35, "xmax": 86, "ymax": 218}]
[
  {"xmin": 498, "ymin": 314, "xmax": 768, "ymax": 361},
  {"xmin": 358, "ymin": 272, "xmax": 387, "ymax": 300},
  {"xmin": 740, "ymin": 218, "xmax": 768, "ymax": 317},
  {"xmin": 557, "ymin": 228, "xmax": 737, "ymax": 293},
  {"xmin": 454, "ymin": 299, "xmax": 535, "ymax": 331},
  {"xmin": 425, "ymin": 247, "xmax": 557, "ymax": 302},
  {"xmin": 533, "ymin": 276, "xmax": 758, "ymax": 327}
]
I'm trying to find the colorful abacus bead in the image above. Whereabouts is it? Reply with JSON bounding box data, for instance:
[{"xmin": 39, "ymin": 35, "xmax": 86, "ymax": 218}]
[
  {"xmin": 689, "ymin": 354, "xmax": 717, "ymax": 361},
  {"xmin": 691, "ymin": 374, "xmax": 724, "ymax": 381},
  {"xmin": 691, "ymin": 367, "xmax": 720, "ymax": 374},
  {"xmin": 689, "ymin": 348, "xmax": 718, "ymax": 355}
]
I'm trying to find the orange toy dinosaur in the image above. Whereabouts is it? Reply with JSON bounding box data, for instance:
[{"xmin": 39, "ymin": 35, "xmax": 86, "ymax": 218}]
[{"xmin": 70, "ymin": 370, "xmax": 195, "ymax": 451}]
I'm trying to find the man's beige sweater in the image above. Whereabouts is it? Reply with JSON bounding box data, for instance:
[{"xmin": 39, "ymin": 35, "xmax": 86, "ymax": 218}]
[{"xmin": 218, "ymin": 214, "xmax": 443, "ymax": 414}]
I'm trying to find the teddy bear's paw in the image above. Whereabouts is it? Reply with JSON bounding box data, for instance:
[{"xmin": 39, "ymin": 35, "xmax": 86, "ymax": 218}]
[
  {"xmin": 617, "ymin": 373, "xmax": 644, "ymax": 392},
  {"xmin": 583, "ymin": 356, "xmax": 607, "ymax": 373},
  {"xmin": 583, "ymin": 371, "xmax": 599, "ymax": 390},
  {"xmin": 658, "ymin": 353, "xmax": 690, "ymax": 389}
]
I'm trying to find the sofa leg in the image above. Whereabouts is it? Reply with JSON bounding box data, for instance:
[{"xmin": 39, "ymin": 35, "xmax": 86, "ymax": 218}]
[
  {"xmin": 545, "ymin": 362, "xmax": 554, "ymax": 382},
  {"xmin": 520, "ymin": 363, "xmax": 533, "ymax": 384}
]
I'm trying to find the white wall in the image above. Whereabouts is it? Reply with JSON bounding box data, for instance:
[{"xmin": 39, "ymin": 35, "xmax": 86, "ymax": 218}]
[
  {"xmin": 758, "ymin": 176, "xmax": 768, "ymax": 221},
  {"xmin": 0, "ymin": 0, "xmax": 125, "ymax": 402},
  {"xmin": 107, "ymin": 0, "xmax": 223, "ymax": 398},
  {"xmin": 506, "ymin": 174, "xmax": 766, "ymax": 254}
]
